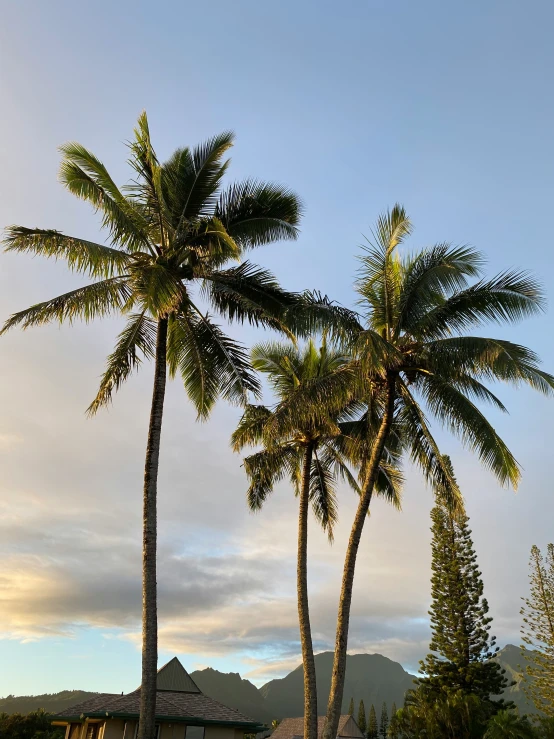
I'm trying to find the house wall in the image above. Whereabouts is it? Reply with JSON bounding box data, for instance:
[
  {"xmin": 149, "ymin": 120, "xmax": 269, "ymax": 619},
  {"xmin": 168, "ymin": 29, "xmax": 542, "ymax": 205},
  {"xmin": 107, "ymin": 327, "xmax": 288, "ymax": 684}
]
[
  {"xmin": 102, "ymin": 719, "xmax": 126, "ymax": 739},
  {"xmin": 160, "ymin": 723, "xmax": 185, "ymax": 739},
  {"xmin": 204, "ymin": 726, "xmax": 237, "ymax": 739}
]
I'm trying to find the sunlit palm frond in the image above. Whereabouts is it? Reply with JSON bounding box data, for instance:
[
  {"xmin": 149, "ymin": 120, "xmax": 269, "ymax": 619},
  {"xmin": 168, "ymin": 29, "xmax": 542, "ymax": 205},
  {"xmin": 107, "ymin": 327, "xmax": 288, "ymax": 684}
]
[
  {"xmin": 398, "ymin": 383, "xmax": 464, "ymax": 514},
  {"xmin": 215, "ymin": 180, "xmax": 302, "ymax": 250},
  {"xmin": 243, "ymin": 445, "xmax": 300, "ymax": 510},
  {"xmin": 87, "ymin": 312, "xmax": 157, "ymax": 415},
  {"xmin": 412, "ymin": 270, "xmax": 546, "ymax": 339},
  {"xmin": 282, "ymin": 290, "xmax": 363, "ymax": 343},
  {"xmin": 397, "ymin": 244, "xmax": 484, "ymax": 335},
  {"xmin": 1, "ymin": 277, "xmax": 133, "ymax": 333},
  {"xmin": 231, "ymin": 404, "xmax": 273, "ymax": 451},
  {"xmin": 417, "ymin": 373, "xmax": 520, "ymax": 488},
  {"xmin": 172, "ymin": 306, "xmax": 260, "ymax": 418},
  {"xmin": 59, "ymin": 142, "xmax": 149, "ymax": 252},
  {"xmin": 309, "ymin": 450, "xmax": 338, "ymax": 541},
  {"xmin": 425, "ymin": 336, "xmax": 554, "ymax": 395},
  {"xmin": 164, "ymin": 132, "xmax": 233, "ymax": 228},
  {"xmin": 3, "ymin": 226, "xmax": 132, "ymax": 278},
  {"xmin": 202, "ymin": 262, "xmax": 298, "ymax": 337}
]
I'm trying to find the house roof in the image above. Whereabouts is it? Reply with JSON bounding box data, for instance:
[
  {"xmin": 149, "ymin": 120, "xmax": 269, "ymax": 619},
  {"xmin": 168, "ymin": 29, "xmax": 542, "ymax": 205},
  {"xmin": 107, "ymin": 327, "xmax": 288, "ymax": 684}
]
[
  {"xmin": 153, "ymin": 657, "xmax": 201, "ymax": 693},
  {"xmin": 270, "ymin": 715, "xmax": 360, "ymax": 739},
  {"xmin": 53, "ymin": 658, "xmax": 263, "ymax": 730}
]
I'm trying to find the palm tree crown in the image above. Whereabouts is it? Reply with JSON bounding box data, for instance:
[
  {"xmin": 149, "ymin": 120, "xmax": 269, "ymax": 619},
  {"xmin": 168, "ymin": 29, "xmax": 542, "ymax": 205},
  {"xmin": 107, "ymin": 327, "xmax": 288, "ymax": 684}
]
[
  {"xmin": 322, "ymin": 204, "xmax": 554, "ymax": 739},
  {"xmin": 2, "ymin": 112, "xmax": 303, "ymax": 416}
]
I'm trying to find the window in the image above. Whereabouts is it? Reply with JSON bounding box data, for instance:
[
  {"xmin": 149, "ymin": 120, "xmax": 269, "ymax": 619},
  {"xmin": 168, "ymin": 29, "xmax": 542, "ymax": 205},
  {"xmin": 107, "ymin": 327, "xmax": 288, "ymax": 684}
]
[
  {"xmin": 86, "ymin": 725, "xmax": 100, "ymax": 739},
  {"xmin": 186, "ymin": 726, "xmax": 205, "ymax": 739}
]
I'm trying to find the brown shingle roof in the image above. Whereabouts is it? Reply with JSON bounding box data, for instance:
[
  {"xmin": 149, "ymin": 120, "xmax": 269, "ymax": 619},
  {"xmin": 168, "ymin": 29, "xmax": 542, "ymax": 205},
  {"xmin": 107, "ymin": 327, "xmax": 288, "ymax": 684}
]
[
  {"xmin": 53, "ymin": 657, "xmax": 263, "ymax": 729},
  {"xmin": 54, "ymin": 689, "xmax": 262, "ymax": 727},
  {"xmin": 270, "ymin": 715, "xmax": 357, "ymax": 739}
]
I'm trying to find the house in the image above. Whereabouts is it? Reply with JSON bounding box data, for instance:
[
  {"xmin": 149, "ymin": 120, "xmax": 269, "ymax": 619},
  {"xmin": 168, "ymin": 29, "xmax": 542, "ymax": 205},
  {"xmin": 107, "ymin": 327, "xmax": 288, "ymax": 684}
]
[
  {"xmin": 51, "ymin": 657, "xmax": 266, "ymax": 739},
  {"xmin": 269, "ymin": 715, "xmax": 364, "ymax": 739}
]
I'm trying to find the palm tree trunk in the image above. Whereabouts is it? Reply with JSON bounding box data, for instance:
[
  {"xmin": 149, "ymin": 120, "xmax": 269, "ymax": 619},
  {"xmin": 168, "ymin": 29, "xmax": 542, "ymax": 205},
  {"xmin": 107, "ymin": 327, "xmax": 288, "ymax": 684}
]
[
  {"xmin": 322, "ymin": 376, "xmax": 396, "ymax": 739},
  {"xmin": 298, "ymin": 442, "xmax": 318, "ymax": 739},
  {"xmin": 138, "ymin": 317, "xmax": 168, "ymax": 739}
]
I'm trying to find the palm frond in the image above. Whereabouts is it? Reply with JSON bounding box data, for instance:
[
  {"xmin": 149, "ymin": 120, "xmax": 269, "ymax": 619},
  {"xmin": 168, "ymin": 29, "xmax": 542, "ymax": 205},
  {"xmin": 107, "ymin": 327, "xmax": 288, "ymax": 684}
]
[
  {"xmin": 417, "ymin": 374, "xmax": 520, "ymax": 488},
  {"xmin": 398, "ymin": 383, "xmax": 465, "ymax": 514},
  {"xmin": 202, "ymin": 262, "xmax": 298, "ymax": 337},
  {"xmin": 1, "ymin": 277, "xmax": 133, "ymax": 333},
  {"xmin": 262, "ymin": 366, "xmax": 356, "ymax": 443},
  {"xmin": 126, "ymin": 111, "xmax": 170, "ymax": 245},
  {"xmin": 215, "ymin": 180, "xmax": 302, "ymax": 249},
  {"xmin": 185, "ymin": 216, "xmax": 241, "ymax": 266},
  {"xmin": 3, "ymin": 226, "xmax": 132, "ymax": 278},
  {"xmin": 310, "ymin": 450, "xmax": 338, "ymax": 541},
  {"xmin": 374, "ymin": 461, "xmax": 404, "ymax": 510},
  {"xmin": 243, "ymin": 445, "xmax": 300, "ymax": 510},
  {"xmin": 168, "ymin": 307, "xmax": 260, "ymax": 419},
  {"xmin": 425, "ymin": 336, "xmax": 554, "ymax": 395},
  {"xmin": 412, "ymin": 270, "xmax": 546, "ymax": 339},
  {"xmin": 231, "ymin": 404, "xmax": 273, "ymax": 451},
  {"xmin": 87, "ymin": 312, "xmax": 157, "ymax": 414},
  {"xmin": 164, "ymin": 132, "xmax": 233, "ymax": 228},
  {"xmin": 283, "ymin": 290, "xmax": 363, "ymax": 343},
  {"xmin": 129, "ymin": 262, "xmax": 183, "ymax": 316},
  {"xmin": 59, "ymin": 142, "xmax": 150, "ymax": 252},
  {"xmin": 397, "ymin": 244, "xmax": 484, "ymax": 334}
]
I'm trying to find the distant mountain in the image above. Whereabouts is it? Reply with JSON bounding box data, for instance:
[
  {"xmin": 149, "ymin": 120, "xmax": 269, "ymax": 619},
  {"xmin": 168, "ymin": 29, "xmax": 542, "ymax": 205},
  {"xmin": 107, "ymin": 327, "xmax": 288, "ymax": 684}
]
[
  {"xmin": 493, "ymin": 644, "xmax": 537, "ymax": 714},
  {"xmin": 1, "ymin": 646, "xmax": 539, "ymax": 722},
  {"xmin": 190, "ymin": 668, "xmax": 273, "ymax": 723},
  {"xmin": 260, "ymin": 651, "xmax": 416, "ymax": 718},
  {"xmin": 0, "ymin": 691, "xmax": 99, "ymax": 716}
]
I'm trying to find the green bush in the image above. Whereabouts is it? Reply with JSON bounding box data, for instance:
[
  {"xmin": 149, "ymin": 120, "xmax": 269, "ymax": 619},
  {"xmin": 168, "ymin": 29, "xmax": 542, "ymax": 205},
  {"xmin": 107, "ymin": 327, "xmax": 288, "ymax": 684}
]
[{"xmin": 0, "ymin": 709, "xmax": 64, "ymax": 739}]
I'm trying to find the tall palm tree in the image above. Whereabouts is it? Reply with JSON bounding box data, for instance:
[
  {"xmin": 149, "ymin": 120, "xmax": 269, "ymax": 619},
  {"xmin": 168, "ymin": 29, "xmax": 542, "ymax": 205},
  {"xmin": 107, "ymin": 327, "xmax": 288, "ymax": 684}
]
[
  {"xmin": 1, "ymin": 113, "xmax": 304, "ymax": 739},
  {"xmin": 232, "ymin": 338, "xmax": 402, "ymax": 739},
  {"xmin": 322, "ymin": 205, "xmax": 554, "ymax": 739}
]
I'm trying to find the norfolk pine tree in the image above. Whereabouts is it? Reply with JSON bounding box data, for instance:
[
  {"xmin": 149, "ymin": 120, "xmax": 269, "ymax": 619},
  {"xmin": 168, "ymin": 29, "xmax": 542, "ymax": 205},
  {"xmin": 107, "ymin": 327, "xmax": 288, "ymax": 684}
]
[
  {"xmin": 367, "ymin": 705, "xmax": 378, "ymax": 739},
  {"xmin": 521, "ymin": 543, "xmax": 554, "ymax": 715},
  {"xmin": 419, "ymin": 491, "xmax": 510, "ymax": 706},
  {"xmin": 379, "ymin": 703, "xmax": 388, "ymax": 739},
  {"xmin": 357, "ymin": 700, "xmax": 366, "ymax": 734}
]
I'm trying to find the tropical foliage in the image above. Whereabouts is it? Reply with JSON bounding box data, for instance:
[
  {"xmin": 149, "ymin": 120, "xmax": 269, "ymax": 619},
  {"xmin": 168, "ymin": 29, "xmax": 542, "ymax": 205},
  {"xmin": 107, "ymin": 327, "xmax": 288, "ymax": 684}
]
[
  {"xmin": 322, "ymin": 205, "xmax": 554, "ymax": 739},
  {"xmin": 232, "ymin": 338, "xmax": 400, "ymax": 739},
  {"xmin": 419, "ymin": 491, "xmax": 510, "ymax": 704},
  {"xmin": 1, "ymin": 113, "xmax": 304, "ymax": 739},
  {"xmin": 521, "ymin": 544, "xmax": 554, "ymax": 715},
  {"xmin": 0, "ymin": 710, "xmax": 64, "ymax": 739}
]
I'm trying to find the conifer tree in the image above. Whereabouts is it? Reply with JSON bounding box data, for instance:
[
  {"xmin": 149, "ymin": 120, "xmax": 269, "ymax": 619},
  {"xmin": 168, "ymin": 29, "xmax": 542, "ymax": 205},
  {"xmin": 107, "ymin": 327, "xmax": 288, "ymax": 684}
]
[
  {"xmin": 379, "ymin": 703, "xmax": 388, "ymax": 739},
  {"xmin": 367, "ymin": 705, "xmax": 378, "ymax": 739},
  {"xmin": 521, "ymin": 543, "xmax": 554, "ymax": 715},
  {"xmin": 419, "ymin": 494, "xmax": 510, "ymax": 705},
  {"xmin": 357, "ymin": 700, "xmax": 366, "ymax": 734},
  {"xmin": 388, "ymin": 702, "xmax": 399, "ymax": 739},
  {"xmin": 348, "ymin": 698, "xmax": 354, "ymax": 716}
]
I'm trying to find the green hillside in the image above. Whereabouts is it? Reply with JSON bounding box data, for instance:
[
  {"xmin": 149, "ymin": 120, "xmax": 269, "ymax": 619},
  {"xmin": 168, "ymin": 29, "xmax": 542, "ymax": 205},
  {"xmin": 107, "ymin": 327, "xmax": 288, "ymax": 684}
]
[{"xmin": 0, "ymin": 691, "xmax": 99, "ymax": 716}]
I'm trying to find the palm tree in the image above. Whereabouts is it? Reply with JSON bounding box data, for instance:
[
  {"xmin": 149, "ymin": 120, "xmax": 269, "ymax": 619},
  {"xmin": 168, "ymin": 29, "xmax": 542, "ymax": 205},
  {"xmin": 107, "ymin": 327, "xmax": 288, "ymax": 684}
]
[
  {"xmin": 484, "ymin": 711, "xmax": 536, "ymax": 739},
  {"xmin": 322, "ymin": 205, "xmax": 554, "ymax": 739},
  {"xmin": 232, "ymin": 338, "xmax": 401, "ymax": 739},
  {"xmin": 1, "ymin": 113, "xmax": 304, "ymax": 739}
]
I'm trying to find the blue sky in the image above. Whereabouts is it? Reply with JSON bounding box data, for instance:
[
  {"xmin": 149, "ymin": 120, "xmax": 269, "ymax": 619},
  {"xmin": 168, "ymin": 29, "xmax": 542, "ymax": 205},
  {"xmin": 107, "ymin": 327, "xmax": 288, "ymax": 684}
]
[{"xmin": 1, "ymin": 0, "xmax": 554, "ymax": 696}]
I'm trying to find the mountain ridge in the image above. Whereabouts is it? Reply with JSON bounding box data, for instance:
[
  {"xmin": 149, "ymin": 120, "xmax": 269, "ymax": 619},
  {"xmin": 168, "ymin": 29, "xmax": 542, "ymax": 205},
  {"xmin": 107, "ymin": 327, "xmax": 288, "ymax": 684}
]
[{"xmin": 0, "ymin": 645, "xmax": 537, "ymax": 721}]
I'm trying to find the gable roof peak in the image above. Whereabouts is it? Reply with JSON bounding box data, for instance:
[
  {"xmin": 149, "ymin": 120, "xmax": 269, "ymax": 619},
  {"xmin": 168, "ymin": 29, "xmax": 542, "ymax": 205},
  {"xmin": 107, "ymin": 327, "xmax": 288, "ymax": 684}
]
[{"xmin": 156, "ymin": 656, "xmax": 201, "ymax": 693}]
